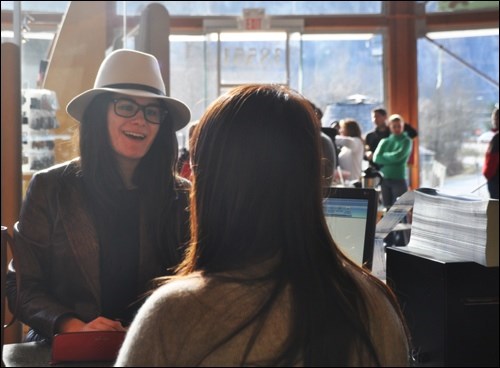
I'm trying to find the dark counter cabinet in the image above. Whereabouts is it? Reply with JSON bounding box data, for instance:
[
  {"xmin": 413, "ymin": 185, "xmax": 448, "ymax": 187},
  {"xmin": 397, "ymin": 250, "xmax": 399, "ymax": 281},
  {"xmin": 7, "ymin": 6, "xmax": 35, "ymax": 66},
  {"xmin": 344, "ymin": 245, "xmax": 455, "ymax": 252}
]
[{"xmin": 386, "ymin": 246, "xmax": 499, "ymax": 367}]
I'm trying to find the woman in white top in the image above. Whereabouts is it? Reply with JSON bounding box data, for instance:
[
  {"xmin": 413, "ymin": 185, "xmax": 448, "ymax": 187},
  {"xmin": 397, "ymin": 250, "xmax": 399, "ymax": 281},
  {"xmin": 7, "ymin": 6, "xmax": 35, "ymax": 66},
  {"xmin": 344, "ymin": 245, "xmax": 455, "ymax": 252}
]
[{"xmin": 335, "ymin": 118, "xmax": 365, "ymax": 182}]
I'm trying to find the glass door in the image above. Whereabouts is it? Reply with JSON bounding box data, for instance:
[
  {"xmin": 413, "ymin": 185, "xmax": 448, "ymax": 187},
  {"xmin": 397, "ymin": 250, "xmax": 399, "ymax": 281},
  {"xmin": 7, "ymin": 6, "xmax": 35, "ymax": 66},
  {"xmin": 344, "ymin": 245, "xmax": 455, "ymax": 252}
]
[{"xmin": 203, "ymin": 19, "xmax": 303, "ymax": 101}]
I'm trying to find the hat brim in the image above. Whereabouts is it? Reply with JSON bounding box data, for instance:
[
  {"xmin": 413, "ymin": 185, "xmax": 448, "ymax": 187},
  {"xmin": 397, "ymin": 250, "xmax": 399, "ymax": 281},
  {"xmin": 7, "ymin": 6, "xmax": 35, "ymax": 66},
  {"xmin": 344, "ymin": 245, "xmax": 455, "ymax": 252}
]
[{"xmin": 66, "ymin": 88, "xmax": 191, "ymax": 131}]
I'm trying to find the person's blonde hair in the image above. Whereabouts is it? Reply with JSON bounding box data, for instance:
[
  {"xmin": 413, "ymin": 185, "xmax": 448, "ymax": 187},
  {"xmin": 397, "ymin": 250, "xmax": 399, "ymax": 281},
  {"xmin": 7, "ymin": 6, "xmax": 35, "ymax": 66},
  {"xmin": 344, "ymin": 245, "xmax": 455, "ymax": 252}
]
[{"xmin": 388, "ymin": 114, "xmax": 404, "ymax": 123}]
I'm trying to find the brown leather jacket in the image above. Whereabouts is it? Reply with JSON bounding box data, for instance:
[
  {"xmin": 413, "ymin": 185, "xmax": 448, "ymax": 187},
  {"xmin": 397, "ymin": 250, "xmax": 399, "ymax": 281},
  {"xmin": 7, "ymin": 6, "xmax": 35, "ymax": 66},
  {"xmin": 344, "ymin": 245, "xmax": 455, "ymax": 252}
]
[{"xmin": 6, "ymin": 159, "xmax": 190, "ymax": 340}]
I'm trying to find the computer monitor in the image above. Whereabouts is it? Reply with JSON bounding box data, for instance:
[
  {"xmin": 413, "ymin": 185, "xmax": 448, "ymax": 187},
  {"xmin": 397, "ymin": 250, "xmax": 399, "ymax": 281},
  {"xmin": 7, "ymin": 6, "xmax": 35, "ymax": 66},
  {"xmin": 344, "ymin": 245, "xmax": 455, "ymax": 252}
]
[{"xmin": 323, "ymin": 187, "xmax": 379, "ymax": 270}]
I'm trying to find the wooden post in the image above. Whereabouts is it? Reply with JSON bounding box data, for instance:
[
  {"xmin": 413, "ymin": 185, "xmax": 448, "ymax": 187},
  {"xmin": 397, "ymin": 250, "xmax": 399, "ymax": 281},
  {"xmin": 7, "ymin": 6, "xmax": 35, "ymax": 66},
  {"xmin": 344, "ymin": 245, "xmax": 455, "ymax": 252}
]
[
  {"xmin": 136, "ymin": 3, "xmax": 171, "ymax": 95},
  {"xmin": 385, "ymin": 1, "xmax": 420, "ymax": 189},
  {"xmin": 1, "ymin": 42, "xmax": 23, "ymax": 344}
]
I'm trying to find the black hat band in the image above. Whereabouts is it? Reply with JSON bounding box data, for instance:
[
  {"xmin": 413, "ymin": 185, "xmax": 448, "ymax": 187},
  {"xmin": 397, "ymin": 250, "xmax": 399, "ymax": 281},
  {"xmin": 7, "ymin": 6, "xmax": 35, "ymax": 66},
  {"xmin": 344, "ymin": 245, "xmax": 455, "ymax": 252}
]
[{"xmin": 103, "ymin": 83, "xmax": 165, "ymax": 96}]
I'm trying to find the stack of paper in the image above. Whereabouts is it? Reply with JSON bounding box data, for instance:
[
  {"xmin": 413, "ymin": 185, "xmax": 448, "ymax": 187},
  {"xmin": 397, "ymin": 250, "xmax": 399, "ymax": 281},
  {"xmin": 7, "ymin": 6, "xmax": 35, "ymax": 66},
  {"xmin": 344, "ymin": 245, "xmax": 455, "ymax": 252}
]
[{"xmin": 407, "ymin": 188, "xmax": 498, "ymax": 267}]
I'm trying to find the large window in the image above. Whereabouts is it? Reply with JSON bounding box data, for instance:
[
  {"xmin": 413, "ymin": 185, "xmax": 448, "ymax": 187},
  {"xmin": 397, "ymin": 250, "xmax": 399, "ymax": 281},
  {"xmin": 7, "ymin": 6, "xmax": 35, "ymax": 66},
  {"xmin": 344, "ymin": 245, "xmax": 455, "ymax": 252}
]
[
  {"xmin": 418, "ymin": 29, "xmax": 499, "ymax": 197},
  {"xmin": 1, "ymin": 1, "xmax": 498, "ymax": 195}
]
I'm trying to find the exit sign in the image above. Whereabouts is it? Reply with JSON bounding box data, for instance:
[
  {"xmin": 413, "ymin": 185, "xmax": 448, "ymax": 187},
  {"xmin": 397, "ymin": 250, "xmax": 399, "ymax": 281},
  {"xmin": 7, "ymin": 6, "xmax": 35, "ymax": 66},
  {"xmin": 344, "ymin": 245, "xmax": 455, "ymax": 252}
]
[{"xmin": 242, "ymin": 8, "xmax": 267, "ymax": 30}]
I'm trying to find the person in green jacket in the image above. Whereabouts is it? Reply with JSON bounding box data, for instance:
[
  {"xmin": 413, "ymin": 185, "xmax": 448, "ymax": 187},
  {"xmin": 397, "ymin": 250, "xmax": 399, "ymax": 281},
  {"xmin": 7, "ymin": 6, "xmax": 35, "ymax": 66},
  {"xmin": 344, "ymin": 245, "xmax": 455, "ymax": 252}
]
[{"xmin": 373, "ymin": 114, "xmax": 412, "ymax": 209}]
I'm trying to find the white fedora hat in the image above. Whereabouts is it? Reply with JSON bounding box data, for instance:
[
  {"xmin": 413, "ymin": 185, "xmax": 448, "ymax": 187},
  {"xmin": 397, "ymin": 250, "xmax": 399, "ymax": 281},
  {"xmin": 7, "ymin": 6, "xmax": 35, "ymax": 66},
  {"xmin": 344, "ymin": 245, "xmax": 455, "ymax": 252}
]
[{"xmin": 66, "ymin": 49, "xmax": 191, "ymax": 131}]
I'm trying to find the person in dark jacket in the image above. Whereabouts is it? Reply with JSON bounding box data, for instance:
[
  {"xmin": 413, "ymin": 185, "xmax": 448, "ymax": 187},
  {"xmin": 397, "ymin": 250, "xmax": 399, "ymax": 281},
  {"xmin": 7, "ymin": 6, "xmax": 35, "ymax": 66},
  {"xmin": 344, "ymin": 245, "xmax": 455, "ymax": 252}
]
[
  {"xmin": 6, "ymin": 49, "xmax": 191, "ymax": 341},
  {"xmin": 365, "ymin": 108, "xmax": 417, "ymax": 169}
]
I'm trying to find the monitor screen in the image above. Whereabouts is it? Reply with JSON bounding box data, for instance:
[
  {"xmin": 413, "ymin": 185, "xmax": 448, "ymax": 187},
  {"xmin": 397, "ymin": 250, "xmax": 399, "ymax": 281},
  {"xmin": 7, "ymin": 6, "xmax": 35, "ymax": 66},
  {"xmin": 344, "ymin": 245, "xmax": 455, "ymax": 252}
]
[{"xmin": 323, "ymin": 187, "xmax": 378, "ymax": 270}]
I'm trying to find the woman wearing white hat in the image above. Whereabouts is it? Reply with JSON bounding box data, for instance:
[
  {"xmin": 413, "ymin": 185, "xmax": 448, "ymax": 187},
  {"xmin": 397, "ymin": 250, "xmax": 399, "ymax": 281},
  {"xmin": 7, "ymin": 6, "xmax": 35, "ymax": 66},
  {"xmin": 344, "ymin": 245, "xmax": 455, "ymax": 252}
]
[{"xmin": 6, "ymin": 49, "xmax": 192, "ymax": 341}]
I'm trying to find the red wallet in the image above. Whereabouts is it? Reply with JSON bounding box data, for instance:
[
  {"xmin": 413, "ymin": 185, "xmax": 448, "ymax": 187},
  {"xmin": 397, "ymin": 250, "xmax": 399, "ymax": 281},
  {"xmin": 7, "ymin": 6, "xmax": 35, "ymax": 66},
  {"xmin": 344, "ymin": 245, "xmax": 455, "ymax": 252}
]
[{"xmin": 50, "ymin": 331, "xmax": 126, "ymax": 364}]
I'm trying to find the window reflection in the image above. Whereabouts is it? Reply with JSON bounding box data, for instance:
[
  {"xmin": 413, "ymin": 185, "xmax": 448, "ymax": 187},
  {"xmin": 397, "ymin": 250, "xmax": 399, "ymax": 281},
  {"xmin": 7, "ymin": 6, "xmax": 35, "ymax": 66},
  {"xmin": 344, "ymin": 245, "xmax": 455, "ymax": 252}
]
[{"xmin": 220, "ymin": 32, "xmax": 287, "ymax": 85}]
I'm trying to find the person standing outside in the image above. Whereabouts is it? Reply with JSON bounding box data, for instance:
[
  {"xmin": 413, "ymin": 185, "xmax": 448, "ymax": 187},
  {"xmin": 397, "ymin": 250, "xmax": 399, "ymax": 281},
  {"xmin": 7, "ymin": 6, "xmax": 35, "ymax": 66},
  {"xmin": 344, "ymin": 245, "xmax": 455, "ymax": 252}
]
[
  {"xmin": 483, "ymin": 106, "xmax": 499, "ymax": 199},
  {"xmin": 335, "ymin": 118, "xmax": 365, "ymax": 182},
  {"xmin": 6, "ymin": 49, "xmax": 192, "ymax": 341},
  {"xmin": 373, "ymin": 114, "xmax": 412, "ymax": 209},
  {"xmin": 364, "ymin": 108, "xmax": 390, "ymax": 167}
]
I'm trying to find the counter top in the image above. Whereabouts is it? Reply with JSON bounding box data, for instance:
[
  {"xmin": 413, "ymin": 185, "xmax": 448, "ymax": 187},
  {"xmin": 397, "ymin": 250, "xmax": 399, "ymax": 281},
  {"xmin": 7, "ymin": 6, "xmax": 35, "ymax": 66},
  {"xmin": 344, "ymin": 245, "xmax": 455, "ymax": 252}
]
[{"xmin": 2, "ymin": 342, "xmax": 113, "ymax": 367}]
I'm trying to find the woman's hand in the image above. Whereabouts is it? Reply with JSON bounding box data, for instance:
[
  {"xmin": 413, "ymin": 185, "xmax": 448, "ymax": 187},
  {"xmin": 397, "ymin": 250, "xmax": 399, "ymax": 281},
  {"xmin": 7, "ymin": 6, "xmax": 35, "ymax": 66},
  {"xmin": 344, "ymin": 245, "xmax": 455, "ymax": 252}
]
[
  {"xmin": 56, "ymin": 316, "xmax": 126, "ymax": 333},
  {"xmin": 81, "ymin": 316, "xmax": 126, "ymax": 332}
]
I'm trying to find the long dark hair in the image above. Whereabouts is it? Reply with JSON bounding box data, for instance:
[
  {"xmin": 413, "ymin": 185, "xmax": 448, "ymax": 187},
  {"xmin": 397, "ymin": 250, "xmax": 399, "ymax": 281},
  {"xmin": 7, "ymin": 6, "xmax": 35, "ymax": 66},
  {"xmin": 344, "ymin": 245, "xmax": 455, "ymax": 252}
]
[
  {"xmin": 176, "ymin": 84, "xmax": 408, "ymax": 366},
  {"xmin": 78, "ymin": 93, "xmax": 184, "ymax": 267}
]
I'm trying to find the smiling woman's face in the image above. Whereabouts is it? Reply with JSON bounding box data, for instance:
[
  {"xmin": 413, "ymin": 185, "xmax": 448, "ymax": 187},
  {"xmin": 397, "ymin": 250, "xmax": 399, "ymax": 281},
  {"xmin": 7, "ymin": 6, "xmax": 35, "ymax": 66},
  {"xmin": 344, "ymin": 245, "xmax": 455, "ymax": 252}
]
[{"xmin": 107, "ymin": 94, "xmax": 161, "ymax": 165}]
